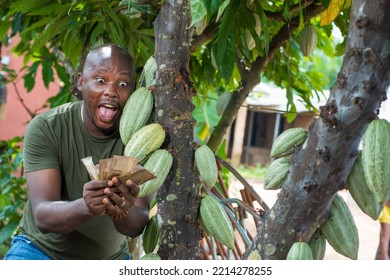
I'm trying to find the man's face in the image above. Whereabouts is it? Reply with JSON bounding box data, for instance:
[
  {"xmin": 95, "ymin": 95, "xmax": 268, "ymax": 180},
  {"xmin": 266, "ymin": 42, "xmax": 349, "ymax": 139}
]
[{"xmin": 78, "ymin": 45, "xmax": 134, "ymax": 136}]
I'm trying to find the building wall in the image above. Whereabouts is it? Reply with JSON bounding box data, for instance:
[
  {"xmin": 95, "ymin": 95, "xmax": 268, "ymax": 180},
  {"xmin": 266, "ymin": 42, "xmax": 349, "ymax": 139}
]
[{"xmin": 0, "ymin": 37, "xmax": 58, "ymax": 141}]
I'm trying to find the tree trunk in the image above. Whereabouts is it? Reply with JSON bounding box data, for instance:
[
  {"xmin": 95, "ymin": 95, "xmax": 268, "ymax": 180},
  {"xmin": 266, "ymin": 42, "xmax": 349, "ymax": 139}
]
[
  {"xmin": 153, "ymin": 0, "xmax": 202, "ymax": 259},
  {"xmin": 244, "ymin": 0, "xmax": 390, "ymax": 260}
]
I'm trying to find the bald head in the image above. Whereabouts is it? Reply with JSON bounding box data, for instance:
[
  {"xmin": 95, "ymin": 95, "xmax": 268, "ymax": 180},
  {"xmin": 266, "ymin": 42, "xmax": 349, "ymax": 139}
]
[{"xmin": 83, "ymin": 44, "xmax": 136, "ymax": 91}]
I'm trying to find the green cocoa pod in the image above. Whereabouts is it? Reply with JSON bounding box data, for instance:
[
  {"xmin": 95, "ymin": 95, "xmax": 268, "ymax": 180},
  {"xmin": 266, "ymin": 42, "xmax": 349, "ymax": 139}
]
[
  {"xmin": 299, "ymin": 24, "xmax": 317, "ymax": 56},
  {"xmin": 124, "ymin": 123, "xmax": 165, "ymax": 163},
  {"xmin": 264, "ymin": 157, "xmax": 290, "ymax": 190},
  {"xmin": 308, "ymin": 229, "xmax": 326, "ymax": 260},
  {"xmin": 347, "ymin": 152, "xmax": 383, "ymax": 220},
  {"xmin": 139, "ymin": 149, "xmax": 173, "ymax": 198},
  {"xmin": 195, "ymin": 145, "xmax": 218, "ymax": 187},
  {"xmin": 199, "ymin": 194, "xmax": 235, "ymax": 249},
  {"xmin": 270, "ymin": 127, "xmax": 307, "ymax": 158},
  {"xmin": 361, "ymin": 119, "xmax": 390, "ymax": 205},
  {"xmin": 286, "ymin": 242, "xmax": 313, "ymax": 260},
  {"xmin": 140, "ymin": 253, "xmax": 161, "ymax": 260},
  {"xmin": 119, "ymin": 87, "xmax": 154, "ymax": 145},
  {"xmin": 138, "ymin": 56, "xmax": 157, "ymax": 88},
  {"xmin": 142, "ymin": 215, "xmax": 159, "ymax": 254},
  {"xmin": 320, "ymin": 193, "xmax": 359, "ymax": 260}
]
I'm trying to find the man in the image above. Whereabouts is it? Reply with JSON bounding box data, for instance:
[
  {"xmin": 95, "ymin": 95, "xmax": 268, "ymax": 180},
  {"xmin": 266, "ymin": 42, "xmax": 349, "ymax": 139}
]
[
  {"xmin": 4, "ymin": 44, "xmax": 151, "ymax": 260},
  {"xmin": 376, "ymin": 198, "xmax": 390, "ymax": 260}
]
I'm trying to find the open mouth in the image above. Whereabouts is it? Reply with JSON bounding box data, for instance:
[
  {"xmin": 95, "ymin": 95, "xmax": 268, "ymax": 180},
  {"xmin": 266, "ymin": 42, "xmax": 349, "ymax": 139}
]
[{"xmin": 98, "ymin": 104, "xmax": 118, "ymax": 123}]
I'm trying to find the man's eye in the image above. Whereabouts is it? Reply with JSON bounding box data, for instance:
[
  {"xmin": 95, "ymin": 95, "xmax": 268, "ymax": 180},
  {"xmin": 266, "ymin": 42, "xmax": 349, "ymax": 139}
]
[
  {"xmin": 97, "ymin": 78, "xmax": 105, "ymax": 84},
  {"xmin": 118, "ymin": 81, "xmax": 128, "ymax": 88}
]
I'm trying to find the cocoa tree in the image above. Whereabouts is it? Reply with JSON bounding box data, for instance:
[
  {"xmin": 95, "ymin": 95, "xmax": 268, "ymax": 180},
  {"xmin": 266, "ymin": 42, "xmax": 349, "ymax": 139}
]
[{"xmin": 1, "ymin": 0, "xmax": 389, "ymax": 260}]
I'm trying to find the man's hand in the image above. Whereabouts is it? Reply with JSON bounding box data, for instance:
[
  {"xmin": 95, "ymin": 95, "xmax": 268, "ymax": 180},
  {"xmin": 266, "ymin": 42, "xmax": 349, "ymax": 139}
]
[
  {"xmin": 103, "ymin": 177, "xmax": 140, "ymax": 219},
  {"xmin": 83, "ymin": 180, "xmax": 114, "ymax": 216}
]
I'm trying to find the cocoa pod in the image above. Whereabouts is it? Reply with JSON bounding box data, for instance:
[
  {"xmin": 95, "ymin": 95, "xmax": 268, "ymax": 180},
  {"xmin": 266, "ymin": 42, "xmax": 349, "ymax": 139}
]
[
  {"xmin": 270, "ymin": 127, "xmax": 307, "ymax": 158},
  {"xmin": 319, "ymin": 193, "xmax": 359, "ymax": 260},
  {"xmin": 361, "ymin": 119, "xmax": 390, "ymax": 205},
  {"xmin": 124, "ymin": 123, "xmax": 165, "ymax": 163},
  {"xmin": 195, "ymin": 145, "xmax": 218, "ymax": 187},
  {"xmin": 199, "ymin": 194, "xmax": 235, "ymax": 249},
  {"xmin": 264, "ymin": 157, "xmax": 290, "ymax": 190},
  {"xmin": 119, "ymin": 87, "xmax": 153, "ymax": 145},
  {"xmin": 299, "ymin": 24, "xmax": 317, "ymax": 56},
  {"xmin": 139, "ymin": 149, "xmax": 173, "ymax": 198},
  {"xmin": 286, "ymin": 242, "xmax": 313, "ymax": 260},
  {"xmin": 309, "ymin": 229, "xmax": 326, "ymax": 260},
  {"xmin": 142, "ymin": 215, "xmax": 159, "ymax": 254},
  {"xmin": 347, "ymin": 152, "xmax": 383, "ymax": 220}
]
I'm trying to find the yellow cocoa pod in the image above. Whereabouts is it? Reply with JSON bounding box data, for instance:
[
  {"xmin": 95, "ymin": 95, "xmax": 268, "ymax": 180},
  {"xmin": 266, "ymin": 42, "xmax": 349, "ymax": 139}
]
[
  {"xmin": 195, "ymin": 145, "xmax": 218, "ymax": 187},
  {"xmin": 319, "ymin": 193, "xmax": 359, "ymax": 260},
  {"xmin": 199, "ymin": 194, "xmax": 234, "ymax": 249},
  {"xmin": 286, "ymin": 242, "xmax": 313, "ymax": 260}
]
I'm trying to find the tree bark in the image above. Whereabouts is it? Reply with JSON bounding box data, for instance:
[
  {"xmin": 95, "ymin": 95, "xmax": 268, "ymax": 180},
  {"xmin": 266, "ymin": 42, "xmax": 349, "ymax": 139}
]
[
  {"xmin": 244, "ymin": 0, "xmax": 390, "ymax": 260},
  {"xmin": 153, "ymin": 0, "xmax": 202, "ymax": 259}
]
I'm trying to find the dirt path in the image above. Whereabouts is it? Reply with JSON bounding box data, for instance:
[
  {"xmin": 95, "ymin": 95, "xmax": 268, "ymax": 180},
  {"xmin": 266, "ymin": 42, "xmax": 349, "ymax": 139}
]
[{"xmin": 229, "ymin": 179, "xmax": 380, "ymax": 260}]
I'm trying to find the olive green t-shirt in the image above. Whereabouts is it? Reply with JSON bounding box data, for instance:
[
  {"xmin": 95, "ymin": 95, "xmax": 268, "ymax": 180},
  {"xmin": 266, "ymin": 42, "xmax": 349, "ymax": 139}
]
[{"xmin": 19, "ymin": 101, "xmax": 129, "ymax": 260}]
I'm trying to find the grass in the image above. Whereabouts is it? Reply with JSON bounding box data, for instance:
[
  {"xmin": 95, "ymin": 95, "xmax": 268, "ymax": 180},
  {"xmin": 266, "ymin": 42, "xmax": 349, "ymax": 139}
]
[{"xmin": 233, "ymin": 163, "xmax": 268, "ymax": 182}]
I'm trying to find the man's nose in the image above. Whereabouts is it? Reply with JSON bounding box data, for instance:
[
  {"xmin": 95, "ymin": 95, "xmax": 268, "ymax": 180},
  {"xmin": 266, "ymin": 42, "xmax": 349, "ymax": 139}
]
[{"xmin": 103, "ymin": 82, "xmax": 119, "ymax": 98}]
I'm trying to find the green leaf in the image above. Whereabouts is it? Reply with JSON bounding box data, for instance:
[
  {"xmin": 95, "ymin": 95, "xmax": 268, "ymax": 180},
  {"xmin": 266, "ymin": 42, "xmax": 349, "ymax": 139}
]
[
  {"xmin": 24, "ymin": 61, "xmax": 40, "ymax": 92},
  {"xmin": 0, "ymin": 21, "xmax": 12, "ymax": 42},
  {"xmin": 62, "ymin": 28, "xmax": 84, "ymax": 66},
  {"xmin": 190, "ymin": 0, "xmax": 207, "ymax": 28},
  {"xmin": 0, "ymin": 223, "xmax": 19, "ymax": 245},
  {"xmin": 33, "ymin": 10, "xmax": 73, "ymax": 50},
  {"xmin": 41, "ymin": 60, "xmax": 54, "ymax": 89},
  {"xmin": 216, "ymin": 0, "xmax": 231, "ymax": 21},
  {"xmin": 7, "ymin": 0, "xmax": 49, "ymax": 17}
]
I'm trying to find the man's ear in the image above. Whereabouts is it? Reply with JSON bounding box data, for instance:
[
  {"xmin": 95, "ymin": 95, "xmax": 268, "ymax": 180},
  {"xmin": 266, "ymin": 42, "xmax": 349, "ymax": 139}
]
[{"xmin": 77, "ymin": 73, "xmax": 83, "ymax": 92}]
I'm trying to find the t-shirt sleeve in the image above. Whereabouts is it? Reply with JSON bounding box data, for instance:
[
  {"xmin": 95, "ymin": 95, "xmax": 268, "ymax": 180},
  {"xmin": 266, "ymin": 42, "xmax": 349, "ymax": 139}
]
[{"xmin": 23, "ymin": 115, "xmax": 60, "ymax": 172}]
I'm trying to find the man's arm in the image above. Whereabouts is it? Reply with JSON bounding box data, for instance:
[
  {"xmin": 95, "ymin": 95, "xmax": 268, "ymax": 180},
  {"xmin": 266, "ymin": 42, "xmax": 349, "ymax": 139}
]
[{"xmin": 26, "ymin": 168, "xmax": 111, "ymax": 234}]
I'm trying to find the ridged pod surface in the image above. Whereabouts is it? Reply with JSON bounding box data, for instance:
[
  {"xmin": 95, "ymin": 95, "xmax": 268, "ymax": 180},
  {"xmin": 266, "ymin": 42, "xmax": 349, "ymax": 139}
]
[
  {"xmin": 124, "ymin": 123, "xmax": 165, "ymax": 163},
  {"xmin": 119, "ymin": 87, "xmax": 153, "ymax": 145},
  {"xmin": 264, "ymin": 157, "xmax": 290, "ymax": 190},
  {"xmin": 142, "ymin": 215, "xmax": 159, "ymax": 254},
  {"xmin": 320, "ymin": 193, "xmax": 359, "ymax": 260},
  {"xmin": 138, "ymin": 56, "xmax": 157, "ymax": 88},
  {"xmin": 308, "ymin": 229, "xmax": 326, "ymax": 260},
  {"xmin": 199, "ymin": 194, "xmax": 234, "ymax": 249},
  {"xmin": 286, "ymin": 242, "xmax": 313, "ymax": 260},
  {"xmin": 195, "ymin": 145, "xmax": 218, "ymax": 187},
  {"xmin": 270, "ymin": 127, "xmax": 307, "ymax": 158},
  {"xmin": 140, "ymin": 253, "xmax": 161, "ymax": 260},
  {"xmin": 299, "ymin": 24, "xmax": 317, "ymax": 56},
  {"xmin": 139, "ymin": 149, "xmax": 173, "ymax": 198},
  {"xmin": 361, "ymin": 119, "xmax": 390, "ymax": 205},
  {"xmin": 347, "ymin": 152, "xmax": 383, "ymax": 220}
]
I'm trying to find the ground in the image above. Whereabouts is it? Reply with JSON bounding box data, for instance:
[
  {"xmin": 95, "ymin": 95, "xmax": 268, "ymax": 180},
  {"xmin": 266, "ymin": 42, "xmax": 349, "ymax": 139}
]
[{"xmin": 229, "ymin": 179, "xmax": 380, "ymax": 260}]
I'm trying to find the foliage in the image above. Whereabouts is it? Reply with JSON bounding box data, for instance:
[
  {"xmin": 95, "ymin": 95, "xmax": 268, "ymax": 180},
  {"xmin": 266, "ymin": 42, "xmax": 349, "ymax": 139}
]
[
  {"xmin": 0, "ymin": 137, "xmax": 27, "ymax": 258},
  {"xmin": 0, "ymin": 0, "xmax": 354, "ymax": 259}
]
